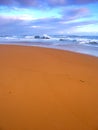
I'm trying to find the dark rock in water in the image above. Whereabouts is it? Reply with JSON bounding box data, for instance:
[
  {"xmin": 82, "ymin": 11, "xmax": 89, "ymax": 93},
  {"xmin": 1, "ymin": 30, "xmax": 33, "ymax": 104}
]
[
  {"xmin": 41, "ymin": 36, "xmax": 50, "ymax": 39},
  {"xmin": 73, "ymin": 40, "xmax": 77, "ymax": 42},
  {"xmin": 89, "ymin": 41, "xmax": 98, "ymax": 44},
  {"xmin": 59, "ymin": 38, "xmax": 65, "ymax": 41},
  {"xmin": 41, "ymin": 34, "xmax": 51, "ymax": 39},
  {"xmin": 34, "ymin": 36, "xmax": 40, "ymax": 39},
  {"xmin": 34, "ymin": 34, "xmax": 51, "ymax": 39}
]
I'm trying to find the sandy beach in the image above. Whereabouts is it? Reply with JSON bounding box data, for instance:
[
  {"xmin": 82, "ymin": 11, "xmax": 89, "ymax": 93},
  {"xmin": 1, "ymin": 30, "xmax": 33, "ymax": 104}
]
[{"xmin": 0, "ymin": 44, "xmax": 98, "ymax": 130}]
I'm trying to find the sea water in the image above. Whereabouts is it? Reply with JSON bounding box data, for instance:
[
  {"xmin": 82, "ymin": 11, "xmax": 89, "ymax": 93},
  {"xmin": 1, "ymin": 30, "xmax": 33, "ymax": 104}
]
[{"xmin": 0, "ymin": 35, "xmax": 98, "ymax": 57}]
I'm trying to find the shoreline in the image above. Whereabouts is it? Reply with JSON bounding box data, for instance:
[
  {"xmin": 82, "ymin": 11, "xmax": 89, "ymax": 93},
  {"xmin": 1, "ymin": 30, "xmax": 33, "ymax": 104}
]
[
  {"xmin": 0, "ymin": 42, "xmax": 98, "ymax": 58},
  {"xmin": 0, "ymin": 44, "xmax": 98, "ymax": 130}
]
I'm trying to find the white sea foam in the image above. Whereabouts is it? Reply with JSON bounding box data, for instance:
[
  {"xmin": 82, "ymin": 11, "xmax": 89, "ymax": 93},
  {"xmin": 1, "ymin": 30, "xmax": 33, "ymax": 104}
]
[{"xmin": 0, "ymin": 35, "xmax": 98, "ymax": 57}]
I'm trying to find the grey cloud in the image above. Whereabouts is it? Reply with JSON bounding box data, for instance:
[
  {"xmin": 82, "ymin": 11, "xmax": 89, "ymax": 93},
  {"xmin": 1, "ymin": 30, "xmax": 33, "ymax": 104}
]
[{"xmin": 0, "ymin": 0, "xmax": 98, "ymax": 7}]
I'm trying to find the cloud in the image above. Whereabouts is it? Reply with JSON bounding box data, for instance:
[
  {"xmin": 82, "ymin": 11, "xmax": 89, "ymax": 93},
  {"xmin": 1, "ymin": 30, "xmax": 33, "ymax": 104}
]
[
  {"xmin": 0, "ymin": 0, "xmax": 40, "ymax": 7},
  {"xmin": 0, "ymin": 17, "xmax": 98, "ymax": 35},
  {"xmin": 62, "ymin": 7, "xmax": 89, "ymax": 22},
  {"xmin": 0, "ymin": 0, "xmax": 14, "ymax": 5},
  {"xmin": 0, "ymin": 15, "xmax": 33, "ymax": 35},
  {"xmin": 0, "ymin": 0, "xmax": 98, "ymax": 7},
  {"xmin": 16, "ymin": 0, "xmax": 39, "ymax": 7},
  {"xmin": 0, "ymin": 5, "xmax": 97, "ymax": 35},
  {"xmin": 47, "ymin": 0, "xmax": 67, "ymax": 6},
  {"xmin": 71, "ymin": 0, "xmax": 98, "ymax": 5},
  {"xmin": 31, "ymin": 7, "xmax": 89, "ymax": 26},
  {"xmin": 65, "ymin": 8, "xmax": 89, "ymax": 17}
]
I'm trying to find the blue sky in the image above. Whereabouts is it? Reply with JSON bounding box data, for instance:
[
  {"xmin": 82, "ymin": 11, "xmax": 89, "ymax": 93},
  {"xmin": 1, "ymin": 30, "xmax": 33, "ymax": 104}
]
[{"xmin": 0, "ymin": 0, "xmax": 98, "ymax": 35}]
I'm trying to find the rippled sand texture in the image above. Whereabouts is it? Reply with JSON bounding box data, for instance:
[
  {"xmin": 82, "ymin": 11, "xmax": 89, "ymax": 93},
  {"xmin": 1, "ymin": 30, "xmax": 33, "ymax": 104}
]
[{"xmin": 0, "ymin": 45, "xmax": 98, "ymax": 130}]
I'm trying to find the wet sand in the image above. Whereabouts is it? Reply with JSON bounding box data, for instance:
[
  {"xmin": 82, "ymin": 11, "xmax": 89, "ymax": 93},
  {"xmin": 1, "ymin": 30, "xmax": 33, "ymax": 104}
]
[{"xmin": 0, "ymin": 45, "xmax": 98, "ymax": 130}]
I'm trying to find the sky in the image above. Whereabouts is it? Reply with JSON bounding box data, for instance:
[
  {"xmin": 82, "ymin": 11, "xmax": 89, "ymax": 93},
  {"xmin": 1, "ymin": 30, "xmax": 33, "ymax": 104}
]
[{"xmin": 0, "ymin": 0, "xmax": 98, "ymax": 36}]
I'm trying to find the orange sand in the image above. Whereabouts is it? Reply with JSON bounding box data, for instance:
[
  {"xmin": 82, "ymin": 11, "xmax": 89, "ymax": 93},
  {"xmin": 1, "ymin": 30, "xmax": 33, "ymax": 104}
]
[{"xmin": 0, "ymin": 45, "xmax": 98, "ymax": 130}]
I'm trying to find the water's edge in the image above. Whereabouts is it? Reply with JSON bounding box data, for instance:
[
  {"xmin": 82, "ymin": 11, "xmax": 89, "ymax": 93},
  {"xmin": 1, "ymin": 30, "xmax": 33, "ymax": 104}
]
[{"xmin": 0, "ymin": 41, "xmax": 98, "ymax": 58}]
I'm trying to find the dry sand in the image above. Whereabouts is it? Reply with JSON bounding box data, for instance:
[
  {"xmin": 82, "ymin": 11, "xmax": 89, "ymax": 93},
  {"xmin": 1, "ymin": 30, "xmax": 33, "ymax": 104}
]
[{"xmin": 0, "ymin": 44, "xmax": 98, "ymax": 130}]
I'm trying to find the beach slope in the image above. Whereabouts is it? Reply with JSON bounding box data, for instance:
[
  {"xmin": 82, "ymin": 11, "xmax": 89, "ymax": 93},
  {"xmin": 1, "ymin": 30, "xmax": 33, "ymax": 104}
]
[{"xmin": 0, "ymin": 45, "xmax": 98, "ymax": 130}]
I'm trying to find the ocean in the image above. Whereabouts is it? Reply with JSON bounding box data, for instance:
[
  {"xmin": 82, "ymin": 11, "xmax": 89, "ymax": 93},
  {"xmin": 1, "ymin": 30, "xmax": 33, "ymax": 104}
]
[{"xmin": 0, "ymin": 35, "xmax": 98, "ymax": 57}]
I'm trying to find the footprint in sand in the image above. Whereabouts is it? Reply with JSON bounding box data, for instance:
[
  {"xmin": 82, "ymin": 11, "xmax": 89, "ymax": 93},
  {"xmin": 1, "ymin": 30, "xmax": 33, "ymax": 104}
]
[
  {"xmin": 79, "ymin": 80, "xmax": 85, "ymax": 83},
  {"xmin": 9, "ymin": 90, "xmax": 12, "ymax": 94}
]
